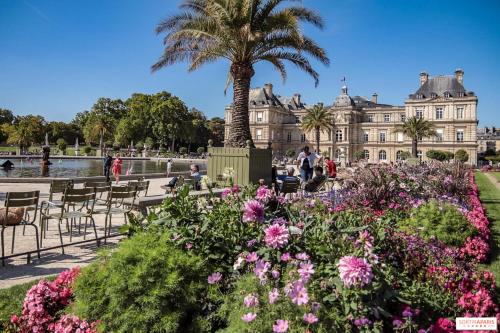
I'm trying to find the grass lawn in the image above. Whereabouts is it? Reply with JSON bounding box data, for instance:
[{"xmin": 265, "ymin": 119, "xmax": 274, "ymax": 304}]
[
  {"xmin": 475, "ymin": 172, "xmax": 500, "ymax": 287},
  {"xmin": 492, "ymin": 172, "xmax": 500, "ymax": 182},
  {"xmin": 0, "ymin": 277, "xmax": 55, "ymax": 323}
]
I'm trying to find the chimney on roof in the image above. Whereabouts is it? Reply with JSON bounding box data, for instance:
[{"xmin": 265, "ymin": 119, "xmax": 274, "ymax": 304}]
[
  {"xmin": 419, "ymin": 71, "xmax": 429, "ymax": 86},
  {"xmin": 293, "ymin": 93, "xmax": 301, "ymax": 105},
  {"xmin": 371, "ymin": 93, "xmax": 378, "ymax": 104},
  {"xmin": 455, "ymin": 68, "xmax": 464, "ymax": 84},
  {"xmin": 264, "ymin": 83, "xmax": 273, "ymax": 97}
]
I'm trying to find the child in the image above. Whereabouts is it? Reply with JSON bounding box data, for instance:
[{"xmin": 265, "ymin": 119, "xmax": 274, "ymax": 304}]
[{"xmin": 112, "ymin": 153, "xmax": 123, "ymax": 184}]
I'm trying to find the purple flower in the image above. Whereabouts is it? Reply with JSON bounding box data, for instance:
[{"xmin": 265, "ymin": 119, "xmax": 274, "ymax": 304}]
[
  {"xmin": 221, "ymin": 188, "xmax": 232, "ymax": 198},
  {"xmin": 247, "ymin": 239, "xmax": 257, "ymax": 248},
  {"xmin": 243, "ymin": 294, "xmax": 259, "ymax": 308},
  {"xmin": 303, "ymin": 313, "xmax": 318, "ymax": 324},
  {"xmin": 254, "ymin": 259, "xmax": 271, "ymax": 281},
  {"xmin": 311, "ymin": 302, "xmax": 321, "ymax": 313},
  {"xmin": 243, "ymin": 200, "xmax": 265, "ymax": 222},
  {"xmin": 271, "ymin": 270, "xmax": 280, "ymax": 279},
  {"xmin": 256, "ymin": 186, "xmax": 272, "ymax": 201},
  {"xmin": 246, "ymin": 252, "xmax": 259, "ymax": 262},
  {"xmin": 296, "ymin": 252, "xmax": 310, "ymax": 261},
  {"xmin": 273, "ymin": 319, "xmax": 289, "ymax": 333},
  {"xmin": 298, "ymin": 262, "xmax": 315, "ymax": 282},
  {"xmin": 207, "ymin": 272, "xmax": 222, "ymax": 284},
  {"xmin": 273, "ymin": 217, "xmax": 288, "ymax": 225},
  {"xmin": 185, "ymin": 242, "xmax": 193, "ymax": 249},
  {"xmin": 402, "ymin": 306, "xmax": 413, "ymax": 317},
  {"xmin": 354, "ymin": 317, "xmax": 372, "ymax": 327},
  {"xmin": 280, "ymin": 252, "xmax": 292, "ymax": 262},
  {"xmin": 289, "ymin": 281, "xmax": 309, "ymax": 305},
  {"xmin": 269, "ymin": 288, "xmax": 279, "ymax": 304},
  {"xmin": 241, "ymin": 312, "xmax": 257, "ymax": 323},
  {"xmin": 392, "ymin": 318, "xmax": 403, "ymax": 327},
  {"xmin": 337, "ymin": 256, "xmax": 373, "ymax": 287},
  {"xmin": 264, "ymin": 224, "xmax": 289, "ymax": 249}
]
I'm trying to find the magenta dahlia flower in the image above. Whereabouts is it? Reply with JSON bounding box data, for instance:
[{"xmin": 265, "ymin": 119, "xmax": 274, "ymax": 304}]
[
  {"xmin": 337, "ymin": 256, "xmax": 373, "ymax": 287},
  {"xmin": 242, "ymin": 200, "xmax": 265, "ymax": 222},
  {"xmin": 264, "ymin": 224, "xmax": 289, "ymax": 249}
]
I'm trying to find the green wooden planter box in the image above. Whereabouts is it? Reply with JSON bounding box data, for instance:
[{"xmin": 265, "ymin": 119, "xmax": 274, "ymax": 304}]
[{"xmin": 207, "ymin": 147, "xmax": 272, "ymax": 186}]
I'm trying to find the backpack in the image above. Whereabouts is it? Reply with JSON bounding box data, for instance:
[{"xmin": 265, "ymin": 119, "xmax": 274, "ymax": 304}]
[{"xmin": 301, "ymin": 156, "xmax": 311, "ymax": 170}]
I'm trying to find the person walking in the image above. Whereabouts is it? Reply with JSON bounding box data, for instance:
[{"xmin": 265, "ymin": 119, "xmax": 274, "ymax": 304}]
[
  {"xmin": 166, "ymin": 159, "xmax": 172, "ymax": 177},
  {"xmin": 297, "ymin": 146, "xmax": 321, "ymax": 181},
  {"xmin": 112, "ymin": 153, "xmax": 123, "ymax": 184},
  {"xmin": 103, "ymin": 152, "xmax": 113, "ymax": 182}
]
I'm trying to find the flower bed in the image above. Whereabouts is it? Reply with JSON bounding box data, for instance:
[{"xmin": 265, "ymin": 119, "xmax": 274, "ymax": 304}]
[{"xmin": 5, "ymin": 163, "xmax": 499, "ymax": 332}]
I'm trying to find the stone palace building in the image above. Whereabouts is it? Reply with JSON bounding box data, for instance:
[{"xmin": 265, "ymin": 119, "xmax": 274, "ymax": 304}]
[{"xmin": 224, "ymin": 69, "xmax": 478, "ymax": 165}]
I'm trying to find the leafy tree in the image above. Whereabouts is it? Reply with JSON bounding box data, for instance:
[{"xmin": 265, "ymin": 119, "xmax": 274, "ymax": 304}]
[
  {"xmin": 152, "ymin": 0, "xmax": 329, "ymax": 147},
  {"xmin": 0, "ymin": 108, "xmax": 14, "ymax": 125},
  {"xmin": 6, "ymin": 115, "xmax": 46, "ymax": 150},
  {"xmin": 56, "ymin": 138, "xmax": 67, "ymax": 153},
  {"xmin": 455, "ymin": 149, "xmax": 469, "ymax": 163},
  {"xmin": 353, "ymin": 150, "xmax": 365, "ymax": 161},
  {"xmin": 179, "ymin": 147, "xmax": 188, "ymax": 155},
  {"xmin": 83, "ymin": 98, "xmax": 126, "ymax": 147},
  {"xmin": 206, "ymin": 117, "xmax": 225, "ymax": 146},
  {"xmin": 399, "ymin": 151, "xmax": 412, "ymax": 160},
  {"xmin": 426, "ymin": 150, "xmax": 447, "ymax": 161},
  {"xmin": 394, "ymin": 116, "xmax": 437, "ymax": 158},
  {"xmin": 145, "ymin": 137, "xmax": 155, "ymax": 150},
  {"xmin": 83, "ymin": 146, "xmax": 92, "ymax": 155},
  {"xmin": 301, "ymin": 103, "xmax": 334, "ymax": 153}
]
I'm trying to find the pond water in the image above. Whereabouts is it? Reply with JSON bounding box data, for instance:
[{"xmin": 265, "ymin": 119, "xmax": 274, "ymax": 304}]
[{"xmin": 0, "ymin": 158, "xmax": 206, "ymax": 178}]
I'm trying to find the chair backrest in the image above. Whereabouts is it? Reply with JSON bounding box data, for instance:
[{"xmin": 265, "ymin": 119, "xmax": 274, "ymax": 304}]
[
  {"xmin": 281, "ymin": 179, "xmax": 300, "ymax": 194},
  {"xmin": 4, "ymin": 191, "xmax": 40, "ymax": 225},
  {"xmin": 110, "ymin": 185, "xmax": 137, "ymax": 199},
  {"xmin": 127, "ymin": 180, "xmax": 149, "ymax": 196},
  {"xmin": 62, "ymin": 187, "xmax": 96, "ymax": 205},
  {"xmin": 84, "ymin": 181, "xmax": 111, "ymax": 194},
  {"xmin": 305, "ymin": 177, "xmax": 327, "ymax": 193},
  {"xmin": 49, "ymin": 179, "xmax": 73, "ymax": 200}
]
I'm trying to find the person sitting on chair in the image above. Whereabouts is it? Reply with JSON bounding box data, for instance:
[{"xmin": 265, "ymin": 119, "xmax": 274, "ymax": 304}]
[
  {"xmin": 324, "ymin": 157, "xmax": 337, "ymax": 179},
  {"xmin": 304, "ymin": 166, "xmax": 327, "ymax": 192},
  {"xmin": 277, "ymin": 166, "xmax": 299, "ymax": 193},
  {"xmin": 190, "ymin": 164, "xmax": 202, "ymax": 190}
]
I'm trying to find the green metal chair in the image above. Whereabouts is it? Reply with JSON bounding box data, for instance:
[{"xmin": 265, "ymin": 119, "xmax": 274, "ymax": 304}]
[
  {"xmin": 127, "ymin": 180, "xmax": 150, "ymax": 197},
  {"xmin": 84, "ymin": 181, "xmax": 111, "ymax": 205},
  {"xmin": 1, "ymin": 191, "xmax": 40, "ymax": 266},
  {"xmin": 40, "ymin": 187, "xmax": 98, "ymax": 254},
  {"xmin": 279, "ymin": 178, "xmax": 301, "ymax": 196}
]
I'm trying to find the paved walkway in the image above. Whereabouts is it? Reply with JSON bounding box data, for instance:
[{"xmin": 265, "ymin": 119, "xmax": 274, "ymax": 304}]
[
  {"xmin": 0, "ymin": 178, "xmax": 171, "ymax": 288},
  {"xmin": 484, "ymin": 172, "xmax": 500, "ymax": 191}
]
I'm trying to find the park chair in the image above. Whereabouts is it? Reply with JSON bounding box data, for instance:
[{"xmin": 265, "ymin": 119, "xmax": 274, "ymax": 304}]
[
  {"xmin": 280, "ymin": 178, "xmax": 301, "ymax": 196},
  {"xmin": 40, "ymin": 187, "xmax": 98, "ymax": 254},
  {"xmin": 127, "ymin": 180, "xmax": 149, "ymax": 197},
  {"xmin": 1, "ymin": 191, "xmax": 40, "ymax": 266},
  {"xmin": 162, "ymin": 175, "xmax": 185, "ymax": 194},
  {"xmin": 94, "ymin": 185, "xmax": 137, "ymax": 242},
  {"xmin": 303, "ymin": 177, "xmax": 328, "ymax": 195},
  {"xmin": 84, "ymin": 181, "xmax": 111, "ymax": 205},
  {"xmin": 46, "ymin": 179, "xmax": 74, "ymax": 206}
]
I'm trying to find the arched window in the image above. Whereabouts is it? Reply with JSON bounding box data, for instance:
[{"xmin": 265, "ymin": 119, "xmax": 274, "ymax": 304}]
[
  {"xmin": 379, "ymin": 150, "xmax": 387, "ymax": 161},
  {"xmin": 335, "ymin": 130, "xmax": 343, "ymax": 142},
  {"xmin": 363, "ymin": 150, "xmax": 370, "ymax": 159},
  {"xmin": 335, "ymin": 149, "xmax": 341, "ymax": 160},
  {"xmin": 396, "ymin": 150, "xmax": 403, "ymax": 160}
]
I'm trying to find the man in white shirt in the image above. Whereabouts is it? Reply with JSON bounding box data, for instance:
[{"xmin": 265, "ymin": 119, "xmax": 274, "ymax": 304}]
[{"xmin": 296, "ymin": 146, "xmax": 321, "ymax": 181}]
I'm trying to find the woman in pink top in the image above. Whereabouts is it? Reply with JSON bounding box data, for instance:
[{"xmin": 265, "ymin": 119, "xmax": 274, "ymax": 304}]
[{"xmin": 112, "ymin": 153, "xmax": 123, "ymax": 184}]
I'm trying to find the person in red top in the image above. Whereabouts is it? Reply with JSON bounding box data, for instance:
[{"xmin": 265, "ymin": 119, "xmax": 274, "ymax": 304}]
[
  {"xmin": 324, "ymin": 157, "xmax": 337, "ymax": 178},
  {"xmin": 112, "ymin": 153, "xmax": 123, "ymax": 184}
]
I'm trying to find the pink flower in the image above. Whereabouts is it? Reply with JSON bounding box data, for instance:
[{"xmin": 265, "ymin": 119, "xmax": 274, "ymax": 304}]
[
  {"xmin": 256, "ymin": 186, "xmax": 272, "ymax": 201},
  {"xmin": 246, "ymin": 252, "xmax": 259, "ymax": 262},
  {"xmin": 337, "ymin": 256, "xmax": 373, "ymax": 287},
  {"xmin": 185, "ymin": 242, "xmax": 193, "ymax": 249},
  {"xmin": 296, "ymin": 252, "xmax": 310, "ymax": 260},
  {"xmin": 207, "ymin": 272, "xmax": 222, "ymax": 284},
  {"xmin": 254, "ymin": 259, "xmax": 271, "ymax": 282},
  {"xmin": 243, "ymin": 200, "xmax": 265, "ymax": 223},
  {"xmin": 273, "ymin": 319, "xmax": 289, "ymax": 333},
  {"xmin": 280, "ymin": 252, "xmax": 292, "ymax": 262},
  {"xmin": 241, "ymin": 312, "xmax": 257, "ymax": 323},
  {"xmin": 244, "ymin": 294, "xmax": 259, "ymax": 308},
  {"xmin": 264, "ymin": 224, "xmax": 289, "ymax": 249},
  {"xmin": 222, "ymin": 188, "xmax": 232, "ymax": 198},
  {"xmin": 10, "ymin": 314, "xmax": 19, "ymax": 324},
  {"xmin": 434, "ymin": 318, "xmax": 455, "ymax": 333},
  {"xmin": 271, "ymin": 270, "xmax": 280, "ymax": 279},
  {"xmin": 298, "ymin": 262, "xmax": 315, "ymax": 282},
  {"xmin": 289, "ymin": 281, "xmax": 309, "ymax": 305},
  {"xmin": 303, "ymin": 313, "xmax": 318, "ymax": 324},
  {"xmin": 269, "ymin": 288, "xmax": 279, "ymax": 304}
]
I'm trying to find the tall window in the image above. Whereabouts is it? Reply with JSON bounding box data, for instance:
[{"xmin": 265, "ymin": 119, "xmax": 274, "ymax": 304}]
[
  {"xmin": 256, "ymin": 129, "xmax": 262, "ymax": 140},
  {"xmin": 384, "ymin": 114, "xmax": 390, "ymax": 122},
  {"xmin": 367, "ymin": 115, "xmax": 374, "ymax": 123},
  {"xmin": 415, "ymin": 109, "xmax": 423, "ymax": 119},
  {"xmin": 379, "ymin": 131, "xmax": 386, "ymax": 142},
  {"xmin": 396, "ymin": 150, "xmax": 404, "ymax": 160},
  {"xmin": 363, "ymin": 131, "xmax": 369, "ymax": 142},
  {"xmin": 287, "ymin": 132, "xmax": 292, "ymax": 142},
  {"xmin": 435, "ymin": 107, "xmax": 443, "ymax": 119},
  {"xmin": 335, "ymin": 149, "xmax": 341, "ymax": 160},
  {"xmin": 300, "ymin": 133, "xmax": 306, "ymax": 142},
  {"xmin": 456, "ymin": 107, "xmax": 464, "ymax": 119},
  {"xmin": 456, "ymin": 129, "xmax": 464, "ymax": 142},
  {"xmin": 444, "ymin": 92, "xmax": 451, "ymax": 98},
  {"xmin": 436, "ymin": 128, "xmax": 444, "ymax": 142},
  {"xmin": 295, "ymin": 116, "xmax": 300, "ymax": 124},
  {"xmin": 256, "ymin": 112, "xmax": 263, "ymax": 123},
  {"xmin": 335, "ymin": 130, "xmax": 343, "ymax": 142},
  {"xmin": 397, "ymin": 132, "xmax": 404, "ymax": 142},
  {"xmin": 400, "ymin": 114, "xmax": 406, "ymax": 122},
  {"xmin": 363, "ymin": 150, "xmax": 370, "ymax": 159},
  {"xmin": 378, "ymin": 150, "xmax": 387, "ymax": 161}
]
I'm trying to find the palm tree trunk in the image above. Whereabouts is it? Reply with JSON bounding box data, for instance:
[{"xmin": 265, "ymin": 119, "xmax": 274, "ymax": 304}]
[
  {"xmin": 226, "ymin": 62, "xmax": 254, "ymax": 148},
  {"xmin": 412, "ymin": 138, "xmax": 418, "ymax": 158},
  {"xmin": 316, "ymin": 127, "xmax": 320, "ymax": 153}
]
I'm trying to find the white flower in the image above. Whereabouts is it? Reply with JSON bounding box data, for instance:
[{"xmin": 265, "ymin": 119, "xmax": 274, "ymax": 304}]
[
  {"xmin": 223, "ymin": 167, "xmax": 235, "ymax": 179},
  {"xmin": 233, "ymin": 256, "xmax": 245, "ymax": 270}
]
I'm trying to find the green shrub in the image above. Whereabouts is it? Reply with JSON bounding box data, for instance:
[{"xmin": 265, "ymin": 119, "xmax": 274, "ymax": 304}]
[
  {"xmin": 82, "ymin": 146, "xmax": 92, "ymax": 155},
  {"xmin": 72, "ymin": 232, "xmax": 209, "ymax": 333},
  {"xmin": 455, "ymin": 149, "xmax": 469, "ymax": 163},
  {"xmin": 398, "ymin": 200, "xmax": 476, "ymax": 246},
  {"xmin": 179, "ymin": 147, "xmax": 188, "ymax": 155},
  {"xmin": 56, "ymin": 138, "xmax": 67, "ymax": 153},
  {"xmin": 285, "ymin": 148, "xmax": 295, "ymax": 158},
  {"xmin": 426, "ymin": 150, "xmax": 446, "ymax": 161},
  {"xmin": 197, "ymin": 146, "xmax": 205, "ymax": 154}
]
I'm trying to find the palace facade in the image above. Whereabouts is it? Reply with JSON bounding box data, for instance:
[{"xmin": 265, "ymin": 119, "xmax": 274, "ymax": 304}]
[{"xmin": 224, "ymin": 70, "xmax": 478, "ymax": 165}]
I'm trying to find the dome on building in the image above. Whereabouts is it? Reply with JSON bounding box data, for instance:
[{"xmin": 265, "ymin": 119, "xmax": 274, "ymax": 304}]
[{"xmin": 334, "ymin": 85, "xmax": 355, "ymax": 107}]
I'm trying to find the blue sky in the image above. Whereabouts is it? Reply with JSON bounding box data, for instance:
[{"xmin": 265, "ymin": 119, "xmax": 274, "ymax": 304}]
[{"xmin": 0, "ymin": 0, "xmax": 499, "ymax": 126}]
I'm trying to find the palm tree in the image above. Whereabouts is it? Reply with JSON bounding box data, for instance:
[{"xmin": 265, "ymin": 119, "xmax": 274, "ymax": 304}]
[
  {"xmin": 301, "ymin": 103, "xmax": 333, "ymax": 153},
  {"xmin": 152, "ymin": 0, "xmax": 329, "ymax": 147},
  {"xmin": 394, "ymin": 116, "xmax": 437, "ymax": 158}
]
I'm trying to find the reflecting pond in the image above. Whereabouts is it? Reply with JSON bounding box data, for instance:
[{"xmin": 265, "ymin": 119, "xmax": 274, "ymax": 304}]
[{"xmin": 0, "ymin": 158, "xmax": 206, "ymax": 178}]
